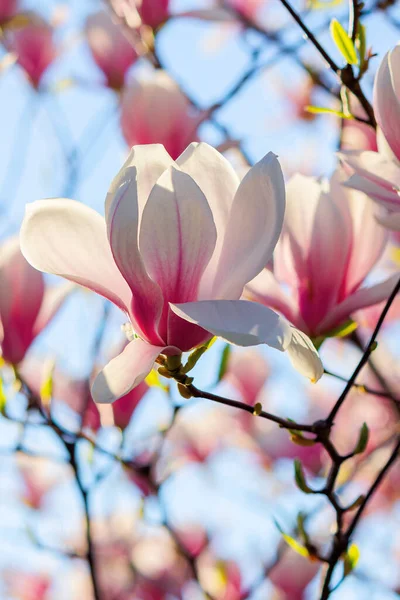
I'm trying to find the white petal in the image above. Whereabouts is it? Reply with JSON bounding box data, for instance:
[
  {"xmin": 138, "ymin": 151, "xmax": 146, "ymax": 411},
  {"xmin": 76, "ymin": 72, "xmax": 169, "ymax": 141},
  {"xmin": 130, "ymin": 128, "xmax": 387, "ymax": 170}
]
[
  {"xmin": 286, "ymin": 327, "xmax": 323, "ymax": 382},
  {"xmin": 92, "ymin": 338, "xmax": 165, "ymax": 404},
  {"xmin": 20, "ymin": 199, "xmax": 132, "ymax": 312},
  {"xmin": 212, "ymin": 152, "xmax": 286, "ymax": 299},
  {"xmin": 170, "ymin": 299, "xmax": 292, "ymax": 350}
]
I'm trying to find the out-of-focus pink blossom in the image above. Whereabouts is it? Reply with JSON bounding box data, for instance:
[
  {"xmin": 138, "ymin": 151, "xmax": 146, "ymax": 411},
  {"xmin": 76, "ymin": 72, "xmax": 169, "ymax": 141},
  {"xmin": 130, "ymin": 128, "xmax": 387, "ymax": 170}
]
[
  {"xmin": 17, "ymin": 454, "xmax": 67, "ymax": 511},
  {"xmin": 111, "ymin": 0, "xmax": 169, "ymax": 29},
  {"xmin": 21, "ymin": 142, "xmax": 323, "ymax": 403},
  {"xmin": 246, "ymin": 168, "xmax": 396, "ymax": 339},
  {"xmin": 120, "ymin": 71, "xmax": 203, "ymax": 160},
  {"xmin": 198, "ymin": 554, "xmax": 242, "ymax": 600},
  {"xmin": 0, "ymin": 237, "xmax": 72, "ymax": 365},
  {"xmin": 224, "ymin": 348, "xmax": 269, "ymax": 405},
  {"xmin": 341, "ymin": 119, "xmax": 377, "ymax": 152},
  {"xmin": 226, "ymin": 0, "xmax": 264, "ymax": 22},
  {"xmin": 0, "ymin": 0, "xmax": 17, "ymax": 24},
  {"xmin": 21, "ymin": 357, "xmax": 148, "ymax": 431},
  {"xmin": 340, "ymin": 43, "xmax": 400, "ymax": 229},
  {"xmin": 3, "ymin": 570, "xmax": 51, "ymax": 600},
  {"xmin": 4, "ymin": 14, "xmax": 57, "ymax": 87},
  {"xmin": 269, "ymin": 548, "xmax": 319, "ymax": 599},
  {"xmin": 86, "ymin": 11, "xmax": 138, "ymax": 90}
]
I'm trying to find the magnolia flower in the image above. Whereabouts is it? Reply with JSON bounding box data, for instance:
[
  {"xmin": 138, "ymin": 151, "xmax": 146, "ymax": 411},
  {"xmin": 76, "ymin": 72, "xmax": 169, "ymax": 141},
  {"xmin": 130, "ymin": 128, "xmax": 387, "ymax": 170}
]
[
  {"xmin": 4, "ymin": 14, "xmax": 57, "ymax": 87},
  {"xmin": 21, "ymin": 142, "xmax": 322, "ymax": 403},
  {"xmin": 86, "ymin": 11, "xmax": 138, "ymax": 90},
  {"xmin": 0, "ymin": 0, "xmax": 17, "ymax": 24},
  {"xmin": 120, "ymin": 71, "xmax": 203, "ymax": 160},
  {"xmin": 246, "ymin": 169, "xmax": 397, "ymax": 339},
  {"xmin": 224, "ymin": 348, "xmax": 269, "ymax": 406},
  {"xmin": 269, "ymin": 548, "xmax": 319, "ymax": 600},
  {"xmin": 0, "ymin": 237, "xmax": 72, "ymax": 365},
  {"xmin": 340, "ymin": 43, "xmax": 400, "ymax": 230}
]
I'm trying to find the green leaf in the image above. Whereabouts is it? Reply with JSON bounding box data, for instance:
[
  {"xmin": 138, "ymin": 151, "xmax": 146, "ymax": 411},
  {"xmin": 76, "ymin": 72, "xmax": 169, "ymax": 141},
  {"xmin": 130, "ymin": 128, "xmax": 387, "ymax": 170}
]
[
  {"xmin": 294, "ymin": 459, "xmax": 314, "ymax": 494},
  {"xmin": 182, "ymin": 337, "xmax": 216, "ymax": 374},
  {"xmin": 0, "ymin": 376, "xmax": 6, "ymax": 415},
  {"xmin": 344, "ymin": 543, "xmax": 360, "ymax": 576},
  {"xmin": 353, "ymin": 423, "xmax": 369, "ymax": 455},
  {"xmin": 40, "ymin": 360, "xmax": 55, "ymax": 408},
  {"xmin": 356, "ymin": 23, "xmax": 367, "ymax": 68},
  {"xmin": 217, "ymin": 344, "xmax": 231, "ymax": 382},
  {"xmin": 330, "ymin": 19, "xmax": 359, "ymax": 65},
  {"xmin": 145, "ymin": 368, "xmax": 169, "ymax": 391},
  {"xmin": 305, "ymin": 106, "xmax": 354, "ymax": 119},
  {"xmin": 253, "ymin": 402, "xmax": 262, "ymax": 416},
  {"xmin": 274, "ymin": 520, "xmax": 310, "ymax": 558}
]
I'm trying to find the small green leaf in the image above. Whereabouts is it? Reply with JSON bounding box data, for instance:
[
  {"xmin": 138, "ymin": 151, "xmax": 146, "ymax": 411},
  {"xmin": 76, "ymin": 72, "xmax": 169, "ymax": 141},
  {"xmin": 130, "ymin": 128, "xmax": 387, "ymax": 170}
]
[
  {"xmin": 274, "ymin": 519, "xmax": 310, "ymax": 558},
  {"xmin": 325, "ymin": 319, "xmax": 358, "ymax": 339},
  {"xmin": 294, "ymin": 459, "xmax": 314, "ymax": 494},
  {"xmin": 353, "ymin": 423, "xmax": 369, "ymax": 455},
  {"xmin": 253, "ymin": 402, "xmax": 262, "ymax": 416},
  {"xmin": 145, "ymin": 368, "xmax": 169, "ymax": 391},
  {"xmin": 217, "ymin": 344, "xmax": 231, "ymax": 382},
  {"xmin": 330, "ymin": 18, "xmax": 359, "ymax": 65},
  {"xmin": 305, "ymin": 106, "xmax": 354, "ymax": 119},
  {"xmin": 182, "ymin": 337, "xmax": 216, "ymax": 374},
  {"xmin": 290, "ymin": 433, "xmax": 317, "ymax": 447},
  {"xmin": 40, "ymin": 360, "xmax": 55, "ymax": 408},
  {"xmin": 0, "ymin": 376, "xmax": 6, "ymax": 415},
  {"xmin": 356, "ymin": 23, "xmax": 367, "ymax": 68},
  {"xmin": 344, "ymin": 543, "xmax": 360, "ymax": 576}
]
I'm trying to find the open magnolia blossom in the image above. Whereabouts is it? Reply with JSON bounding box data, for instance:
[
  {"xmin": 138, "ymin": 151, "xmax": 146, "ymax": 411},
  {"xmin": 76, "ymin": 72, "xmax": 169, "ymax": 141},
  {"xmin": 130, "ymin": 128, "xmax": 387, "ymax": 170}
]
[
  {"xmin": 21, "ymin": 142, "xmax": 322, "ymax": 404},
  {"xmin": 0, "ymin": 237, "xmax": 73, "ymax": 364},
  {"xmin": 246, "ymin": 169, "xmax": 397, "ymax": 340},
  {"xmin": 340, "ymin": 42, "xmax": 400, "ymax": 230}
]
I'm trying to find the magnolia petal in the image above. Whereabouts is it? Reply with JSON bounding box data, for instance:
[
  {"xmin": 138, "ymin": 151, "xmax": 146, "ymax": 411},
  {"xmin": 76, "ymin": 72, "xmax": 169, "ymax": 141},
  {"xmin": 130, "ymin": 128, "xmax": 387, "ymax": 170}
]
[
  {"xmin": 106, "ymin": 149, "xmax": 167, "ymax": 342},
  {"xmin": 319, "ymin": 274, "xmax": 400, "ymax": 334},
  {"xmin": 170, "ymin": 300, "xmax": 292, "ymax": 350},
  {"xmin": 176, "ymin": 142, "xmax": 240, "ymax": 296},
  {"xmin": 286, "ymin": 327, "xmax": 323, "ymax": 382},
  {"xmin": 212, "ymin": 152, "xmax": 285, "ymax": 299},
  {"xmin": 139, "ymin": 166, "xmax": 217, "ymax": 305},
  {"xmin": 20, "ymin": 199, "xmax": 132, "ymax": 312},
  {"xmin": 33, "ymin": 281, "xmax": 75, "ymax": 336},
  {"xmin": 92, "ymin": 338, "xmax": 166, "ymax": 404},
  {"xmin": 244, "ymin": 269, "xmax": 301, "ymax": 328},
  {"xmin": 373, "ymin": 44, "xmax": 400, "ymax": 162}
]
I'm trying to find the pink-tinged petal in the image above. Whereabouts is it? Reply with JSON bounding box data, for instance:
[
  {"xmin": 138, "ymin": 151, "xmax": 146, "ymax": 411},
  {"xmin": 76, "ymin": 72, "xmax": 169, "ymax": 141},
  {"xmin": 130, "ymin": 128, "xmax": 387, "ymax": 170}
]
[
  {"xmin": 286, "ymin": 327, "xmax": 323, "ymax": 382},
  {"xmin": 376, "ymin": 210, "xmax": 400, "ymax": 231},
  {"xmin": 32, "ymin": 282, "xmax": 75, "ymax": 337},
  {"xmin": 339, "ymin": 150, "xmax": 400, "ymax": 208},
  {"xmin": 86, "ymin": 11, "xmax": 138, "ymax": 90},
  {"xmin": 137, "ymin": 0, "xmax": 169, "ymax": 28},
  {"xmin": 140, "ymin": 166, "xmax": 217, "ymax": 303},
  {"xmin": 105, "ymin": 147, "xmax": 171, "ymax": 343},
  {"xmin": 330, "ymin": 168, "xmax": 388, "ymax": 295},
  {"xmin": 319, "ymin": 274, "xmax": 399, "ymax": 334},
  {"xmin": 20, "ymin": 199, "xmax": 132, "ymax": 313},
  {"xmin": 0, "ymin": 237, "xmax": 44, "ymax": 364},
  {"xmin": 92, "ymin": 338, "xmax": 166, "ymax": 404},
  {"xmin": 374, "ymin": 44, "xmax": 400, "ymax": 161},
  {"xmin": 112, "ymin": 380, "xmax": 148, "ymax": 430},
  {"xmin": 212, "ymin": 152, "xmax": 285, "ymax": 299},
  {"xmin": 177, "ymin": 143, "xmax": 240, "ymax": 297},
  {"xmin": 170, "ymin": 300, "xmax": 292, "ymax": 350},
  {"xmin": 245, "ymin": 268, "xmax": 303, "ymax": 329}
]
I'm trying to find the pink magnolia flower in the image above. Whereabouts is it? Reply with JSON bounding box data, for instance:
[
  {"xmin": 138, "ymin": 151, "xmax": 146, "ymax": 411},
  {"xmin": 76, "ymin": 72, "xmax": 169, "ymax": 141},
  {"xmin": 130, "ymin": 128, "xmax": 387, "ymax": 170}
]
[
  {"xmin": 4, "ymin": 14, "xmax": 57, "ymax": 87},
  {"xmin": 3, "ymin": 570, "xmax": 51, "ymax": 600},
  {"xmin": 246, "ymin": 168, "xmax": 397, "ymax": 339},
  {"xmin": 86, "ymin": 11, "xmax": 138, "ymax": 90},
  {"xmin": 120, "ymin": 71, "xmax": 203, "ymax": 160},
  {"xmin": 340, "ymin": 43, "xmax": 400, "ymax": 230},
  {"xmin": 21, "ymin": 143, "xmax": 322, "ymax": 403},
  {"xmin": 0, "ymin": 0, "xmax": 18, "ymax": 24},
  {"xmin": 0, "ymin": 237, "xmax": 72, "ymax": 365}
]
